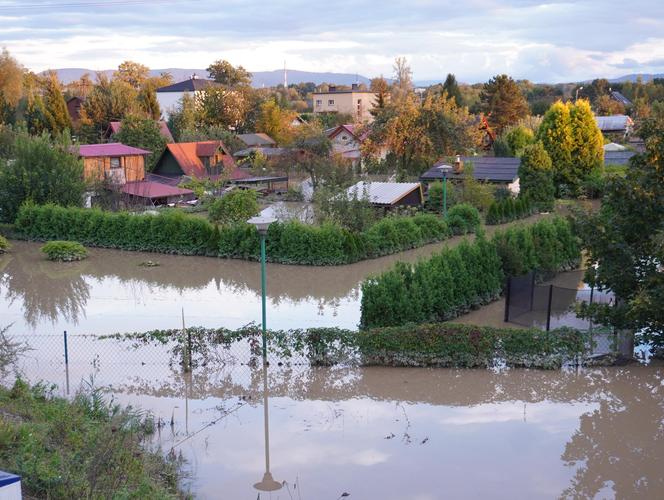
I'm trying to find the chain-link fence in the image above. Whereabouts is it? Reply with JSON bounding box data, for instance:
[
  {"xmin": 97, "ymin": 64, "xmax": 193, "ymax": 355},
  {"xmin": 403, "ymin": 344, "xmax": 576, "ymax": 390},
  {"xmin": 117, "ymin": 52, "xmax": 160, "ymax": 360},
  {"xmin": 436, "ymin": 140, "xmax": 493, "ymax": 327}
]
[{"xmin": 504, "ymin": 271, "xmax": 620, "ymax": 356}]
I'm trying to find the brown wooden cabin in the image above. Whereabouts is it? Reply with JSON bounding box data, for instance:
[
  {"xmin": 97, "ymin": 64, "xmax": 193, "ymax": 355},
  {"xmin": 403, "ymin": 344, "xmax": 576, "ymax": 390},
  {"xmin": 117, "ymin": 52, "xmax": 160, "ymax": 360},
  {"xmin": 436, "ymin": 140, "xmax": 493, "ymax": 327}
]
[{"xmin": 75, "ymin": 143, "xmax": 150, "ymax": 184}]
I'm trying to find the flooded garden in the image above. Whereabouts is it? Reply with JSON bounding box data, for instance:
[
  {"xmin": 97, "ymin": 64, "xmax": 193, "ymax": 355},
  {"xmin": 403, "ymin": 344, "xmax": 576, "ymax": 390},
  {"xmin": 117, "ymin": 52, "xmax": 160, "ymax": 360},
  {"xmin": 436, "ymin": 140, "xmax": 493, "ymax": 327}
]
[{"xmin": 2, "ymin": 239, "xmax": 663, "ymax": 499}]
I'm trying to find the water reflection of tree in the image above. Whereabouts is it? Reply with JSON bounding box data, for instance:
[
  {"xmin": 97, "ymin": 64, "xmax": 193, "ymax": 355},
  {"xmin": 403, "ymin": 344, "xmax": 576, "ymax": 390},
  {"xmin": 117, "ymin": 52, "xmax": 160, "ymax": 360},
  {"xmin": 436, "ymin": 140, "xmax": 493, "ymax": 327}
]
[
  {"xmin": 0, "ymin": 254, "xmax": 90, "ymax": 328},
  {"xmin": 561, "ymin": 367, "xmax": 664, "ymax": 499}
]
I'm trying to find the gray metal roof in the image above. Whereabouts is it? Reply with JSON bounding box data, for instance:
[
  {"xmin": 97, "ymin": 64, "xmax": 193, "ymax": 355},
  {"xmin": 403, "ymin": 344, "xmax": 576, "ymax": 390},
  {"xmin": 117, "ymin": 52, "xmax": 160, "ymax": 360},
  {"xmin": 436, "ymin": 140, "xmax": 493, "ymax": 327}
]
[
  {"xmin": 421, "ymin": 156, "xmax": 520, "ymax": 183},
  {"xmin": 237, "ymin": 133, "xmax": 277, "ymax": 147},
  {"xmin": 603, "ymin": 142, "xmax": 626, "ymax": 152},
  {"xmin": 594, "ymin": 115, "xmax": 633, "ymax": 132},
  {"xmin": 233, "ymin": 146, "xmax": 290, "ymax": 158},
  {"xmin": 610, "ymin": 91, "xmax": 632, "ymax": 106},
  {"xmin": 156, "ymin": 78, "xmax": 219, "ymax": 93},
  {"xmin": 604, "ymin": 150, "xmax": 635, "ymax": 166},
  {"xmin": 346, "ymin": 181, "xmax": 422, "ymax": 205}
]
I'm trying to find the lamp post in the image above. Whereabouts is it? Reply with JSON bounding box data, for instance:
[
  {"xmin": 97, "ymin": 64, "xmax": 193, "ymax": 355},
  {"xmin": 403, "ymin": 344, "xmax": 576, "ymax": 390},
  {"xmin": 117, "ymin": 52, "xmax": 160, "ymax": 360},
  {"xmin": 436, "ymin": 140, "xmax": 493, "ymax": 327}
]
[
  {"xmin": 575, "ymin": 86, "xmax": 584, "ymax": 102},
  {"xmin": 437, "ymin": 164, "xmax": 453, "ymax": 217},
  {"xmin": 247, "ymin": 216, "xmax": 276, "ymax": 360}
]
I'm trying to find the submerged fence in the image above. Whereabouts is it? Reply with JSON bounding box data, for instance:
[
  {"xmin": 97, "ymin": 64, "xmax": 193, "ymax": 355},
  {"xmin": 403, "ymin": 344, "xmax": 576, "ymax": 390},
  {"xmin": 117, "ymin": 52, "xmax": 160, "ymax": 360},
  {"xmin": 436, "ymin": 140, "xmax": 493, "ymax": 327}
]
[{"xmin": 504, "ymin": 271, "xmax": 621, "ymax": 355}]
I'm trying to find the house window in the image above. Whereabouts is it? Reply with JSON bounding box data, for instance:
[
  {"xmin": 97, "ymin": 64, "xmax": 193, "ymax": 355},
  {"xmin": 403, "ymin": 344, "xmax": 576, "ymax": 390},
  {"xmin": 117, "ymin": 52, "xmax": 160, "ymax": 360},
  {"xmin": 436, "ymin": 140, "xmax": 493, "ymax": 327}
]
[
  {"xmin": 316, "ymin": 99, "xmax": 322, "ymax": 106},
  {"xmin": 328, "ymin": 99, "xmax": 335, "ymax": 105},
  {"xmin": 341, "ymin": 135, "xmax": 348, "ymax": 141},
  {"xmin": 110, "ymin": 157, "xmax": 121, "ymax": 169}
]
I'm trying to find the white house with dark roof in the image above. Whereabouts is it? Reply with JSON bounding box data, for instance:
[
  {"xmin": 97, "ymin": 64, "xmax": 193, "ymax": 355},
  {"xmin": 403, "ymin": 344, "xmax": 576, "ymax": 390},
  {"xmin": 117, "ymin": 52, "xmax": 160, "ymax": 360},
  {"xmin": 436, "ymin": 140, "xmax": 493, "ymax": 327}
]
[{"xmin": 156, "ymin": 76, "xmax": 219, "ymax": 121}]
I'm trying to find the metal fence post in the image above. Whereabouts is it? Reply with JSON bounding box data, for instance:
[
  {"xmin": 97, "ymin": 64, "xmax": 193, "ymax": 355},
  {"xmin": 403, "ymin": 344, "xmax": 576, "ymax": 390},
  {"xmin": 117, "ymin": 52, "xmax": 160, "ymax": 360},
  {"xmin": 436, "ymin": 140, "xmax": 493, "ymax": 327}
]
[
  {"xmin": 63, "ymin": 330, "xmax": 69, "ymax": 366},
  {"xmin": 545, "ymin": 285, "xmax": 553, "ymax": 331},
  {"xmin": 529, "ymin": 271, "xmax": 536, "ymax": 312},
  {"xmin": 504, "ymin": 277, "xmax": 512, "ymax": 322}
]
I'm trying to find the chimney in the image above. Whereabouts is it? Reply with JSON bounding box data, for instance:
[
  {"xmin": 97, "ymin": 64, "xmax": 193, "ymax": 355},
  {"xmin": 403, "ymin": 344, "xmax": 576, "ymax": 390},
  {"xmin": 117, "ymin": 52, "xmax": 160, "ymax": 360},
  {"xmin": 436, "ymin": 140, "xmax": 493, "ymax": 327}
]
[
  {"xmin": 328, "ymin": 85, "xmax": 337, "ymax": 93},
  {"xmin": 454, "ymin": 155, "xmax": 464, "ymax": 173},
  {"xmin": 351, "ymin": 83, "xmax": 359, "ymax": 90}
]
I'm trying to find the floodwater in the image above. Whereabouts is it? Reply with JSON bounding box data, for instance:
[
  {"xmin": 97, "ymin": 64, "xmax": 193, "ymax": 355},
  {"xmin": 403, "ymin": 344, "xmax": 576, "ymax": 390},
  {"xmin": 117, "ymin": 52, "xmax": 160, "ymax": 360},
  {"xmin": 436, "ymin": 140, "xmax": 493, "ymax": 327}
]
[
  {"xmin": 8, "ymin": 347, "xmax": 664, "ymax": 500},
  {"xmin": 0, "ymin": 215, "xmax": 548, "ymax": 335}
]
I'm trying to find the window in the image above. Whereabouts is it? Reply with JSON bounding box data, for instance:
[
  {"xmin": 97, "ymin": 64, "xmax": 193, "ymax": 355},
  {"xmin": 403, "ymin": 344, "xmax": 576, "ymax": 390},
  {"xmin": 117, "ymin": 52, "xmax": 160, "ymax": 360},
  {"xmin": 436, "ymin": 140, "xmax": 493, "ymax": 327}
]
[
  {"xmin": 110, "ymin": 157, "xmax": 121, "ymax": 169},
  {"xmin": 316, "ymin": 99, "xmax": 322, "ymax": 106},
  {"xmin": 357, "ymin": 99, "xmax": 362, "ymax": 104},
  {"xmin": 328, "ymin": 99, "xmax": 335, "ymax": 105}
]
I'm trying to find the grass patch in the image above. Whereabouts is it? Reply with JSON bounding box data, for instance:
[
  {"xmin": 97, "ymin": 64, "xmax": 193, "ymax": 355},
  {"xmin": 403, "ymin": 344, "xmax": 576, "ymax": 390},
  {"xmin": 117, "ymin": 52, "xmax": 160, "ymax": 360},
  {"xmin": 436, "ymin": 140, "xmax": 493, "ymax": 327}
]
[{"xmin": 0, "ymin": 380, "xmax": 188, "ymax": 499}]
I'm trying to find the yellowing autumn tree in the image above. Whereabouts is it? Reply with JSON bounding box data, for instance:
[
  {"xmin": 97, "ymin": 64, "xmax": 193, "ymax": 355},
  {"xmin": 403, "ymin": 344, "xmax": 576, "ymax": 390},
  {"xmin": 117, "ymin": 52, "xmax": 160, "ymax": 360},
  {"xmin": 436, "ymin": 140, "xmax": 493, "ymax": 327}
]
[{"xmin": 255, "ymin": 99, "xmax": 297, "ymax": 145}]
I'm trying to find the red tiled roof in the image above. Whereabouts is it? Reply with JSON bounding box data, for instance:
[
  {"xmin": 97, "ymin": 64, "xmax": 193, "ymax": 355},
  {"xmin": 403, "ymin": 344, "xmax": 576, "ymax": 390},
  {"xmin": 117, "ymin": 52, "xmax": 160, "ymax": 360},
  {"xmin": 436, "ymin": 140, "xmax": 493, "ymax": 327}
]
[
  {"xmin": 75, "ymin": 143, "xmax": 151, "ymax": 157},
  {"xmin": 121, "ymin": 181, "xmax": 194, "ymax": 199},
  {"xmin": 164, "ymin": 141, "xmax": 243, "ymax": 179}
]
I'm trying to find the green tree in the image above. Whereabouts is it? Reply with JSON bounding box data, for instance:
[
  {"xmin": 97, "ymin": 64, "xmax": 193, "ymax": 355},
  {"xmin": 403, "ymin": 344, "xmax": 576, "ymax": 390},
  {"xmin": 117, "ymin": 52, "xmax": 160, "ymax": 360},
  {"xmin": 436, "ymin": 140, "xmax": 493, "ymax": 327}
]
[
  {"xmin": 518, "ymin": 142, "xmax": 555, "ymax": 211},
  {"xmin": 208, "ymin": 189, "xmax": 259, "ymax": 225},
  {"xmin": 207, "ymin": 60, "xmax": 252, "ymax": 87},
  {"xmin": 114, "ymin": 60, "xmax": 150, "ymax": 89},
  {"xmin": 480, "ymin": 74, "xmax": 530, "ymax": 135},
  {"xmin": 198, "ymin": 86, "xmax": 251, "ymax": 130},
  {"xmin": 569, "ymin": 99, "xmax": 604, "ymax": 183},
  {"xmin": 79, "ymin": 74, "xmax": 138, "ymax": 142},
  {"xmin": 114, "ymin": 116, "xmax": 167, "ymax": 172},
  {"xmin": 167, "ymin": 93, "xmax": 198, "ymax": 141},
  {"xmin": 42, "ymin": 72, "xmax": 71, "ymax": 135},
  {"xmin": 442, "ymin": 73, "xmax": 463, "ymax": 107},
  {"xmin": 0, "ymin": 132, "xmax": 85, "ymax": 222},
  {"xmin": 536, "ymin": 100, "xmax": 573, "ymax": 189},
  {"xmin": 420, "ymin": 91, "xmax": 482, "ymax": 156},
  {"xmin": 574, "ymin": 103, "xmax": 664, "ymax": 351},
  {"xmin": 504, "ymin": 125, "xmax": 534, "ymax": 156},
  {"xmin": 137, "ymin": 82, "xmax": 161, "ymax": 120},
  {"xmin": 255, "ymin": 99, "xmax": 296, "ymax": 145}
]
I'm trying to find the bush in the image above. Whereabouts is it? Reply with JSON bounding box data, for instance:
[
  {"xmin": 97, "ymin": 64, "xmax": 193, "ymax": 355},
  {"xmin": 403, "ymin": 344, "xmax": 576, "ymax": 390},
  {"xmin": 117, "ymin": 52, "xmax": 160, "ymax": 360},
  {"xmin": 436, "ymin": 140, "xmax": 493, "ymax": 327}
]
[
  {"xmin": 360, "ymin": 217, "xmax": 579, "ymax": 328},
  {"xmin": 519, "ymin": 142, "xmax": 555, "ymax": 211},
  {"xmin": 486, "ymin": 196, "xmax": 533, "ymax": 225},
  {"xmin": 0, "ymin": 235, "xmax": 9, "ymax": 253},
  {"xmin": 447, "ymin": 203, "xmax": 480, "ymax": 234},
  {"xmin": 41, "ymin": 240, "xmax": 88, "ymax": 261},
  {"xmin": 208, "ymin": 189, "xmax": 260, "ymax": 225},
  {"xmin": 15, "ymin": 204, "xmax": 475, "ymax": 265}
]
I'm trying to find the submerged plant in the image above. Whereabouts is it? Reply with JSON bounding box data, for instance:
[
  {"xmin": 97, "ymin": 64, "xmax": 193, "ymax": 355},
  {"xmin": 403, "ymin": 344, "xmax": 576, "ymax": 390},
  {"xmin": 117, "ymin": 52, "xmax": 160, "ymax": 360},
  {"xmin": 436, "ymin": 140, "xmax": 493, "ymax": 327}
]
[{"xmin": 41, "ymin": 240, "xmax": 88, "ymax": 262}]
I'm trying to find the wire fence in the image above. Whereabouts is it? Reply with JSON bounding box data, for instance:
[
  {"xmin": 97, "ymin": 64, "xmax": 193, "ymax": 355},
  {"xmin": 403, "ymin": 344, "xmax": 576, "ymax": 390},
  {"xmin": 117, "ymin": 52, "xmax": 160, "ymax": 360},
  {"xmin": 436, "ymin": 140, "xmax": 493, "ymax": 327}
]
[{"xmin": 504, "ymin": 271, "xmax": 620, "ymax": 356}]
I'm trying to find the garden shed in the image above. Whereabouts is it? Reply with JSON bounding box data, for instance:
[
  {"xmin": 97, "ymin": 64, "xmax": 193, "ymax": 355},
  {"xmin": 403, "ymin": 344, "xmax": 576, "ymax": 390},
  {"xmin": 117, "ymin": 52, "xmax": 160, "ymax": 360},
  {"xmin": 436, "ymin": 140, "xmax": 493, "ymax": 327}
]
[{"xmin": 345, "ymin": 181, "xmax": 423, "ymax": 208}]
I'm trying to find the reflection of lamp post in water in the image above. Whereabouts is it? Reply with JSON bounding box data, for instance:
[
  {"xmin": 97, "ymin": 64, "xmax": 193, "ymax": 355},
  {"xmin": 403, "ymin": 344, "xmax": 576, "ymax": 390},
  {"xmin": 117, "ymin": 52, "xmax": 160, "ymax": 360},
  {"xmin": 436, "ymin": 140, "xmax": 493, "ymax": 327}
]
[{"xmin": 253, "ymin": 360, "xmax": 282, "ymax": 492}]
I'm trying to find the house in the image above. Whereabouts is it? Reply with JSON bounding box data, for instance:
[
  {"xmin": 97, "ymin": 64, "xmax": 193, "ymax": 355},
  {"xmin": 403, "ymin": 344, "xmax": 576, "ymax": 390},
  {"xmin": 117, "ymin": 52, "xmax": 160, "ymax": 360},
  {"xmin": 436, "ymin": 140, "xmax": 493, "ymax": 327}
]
[
  {"xmin": 420, "ymin": 156, "xmax": 521, "ymax": 194},
  {"xmin": 325, "ymin": 124, "xmax": 387, "ymax": 164},
  {"xmin": 105, "ymin": 120, "xmax": 174, "ymax": 142},
  {"xmin": 603, "ymin": 143, "xmax": 635, "ymax": 166},
  {"xmin": 75, "ymin": 143, "xmax": 150, "ymax": 184},
  {"xmin": 156, "ymin": 76, "xmax": 219, "ymax": 121},
  {"xmin": 237, "ymin": 133, "xmax": 277, "ymax": 148},
  {"xmin": 152, "ymin": 140, "xmax": 250, "ymax": 182},
  {"xmin": 312, "ymin": 84, "xmax": 378, "ymax": 123},
  {"xmin": 66, "ymin": 96, "xmax": 84, "ymax": 126},
  {"xmin": 594, "ymin": 114, "xmax": 634, "ymax": 139},
  {"xmin": 345, "ymin": 181, "xmax": 424, "ymax": 208}
]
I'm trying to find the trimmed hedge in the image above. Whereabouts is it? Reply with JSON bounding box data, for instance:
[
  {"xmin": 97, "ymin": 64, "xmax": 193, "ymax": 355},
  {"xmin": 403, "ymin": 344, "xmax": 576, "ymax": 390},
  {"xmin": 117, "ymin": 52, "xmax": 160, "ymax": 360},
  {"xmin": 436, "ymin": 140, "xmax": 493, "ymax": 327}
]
[
  {"xmin": 486, "ymin": 197, "xmax": 534, "ymax": 225},
  {"xmin": 105, "ymin": 323, "xmax": 589, "ymax": 370},
  {"xmin": 14, "ymin": 204, "xmax": 471, "ymax": 265},
  {"xmin": 0, "ymin": 234, "xmax": 8, "ymax": 253},
  {"xmin": 360, "ymin": 217, "xmax": 579, "ymax": 328}
]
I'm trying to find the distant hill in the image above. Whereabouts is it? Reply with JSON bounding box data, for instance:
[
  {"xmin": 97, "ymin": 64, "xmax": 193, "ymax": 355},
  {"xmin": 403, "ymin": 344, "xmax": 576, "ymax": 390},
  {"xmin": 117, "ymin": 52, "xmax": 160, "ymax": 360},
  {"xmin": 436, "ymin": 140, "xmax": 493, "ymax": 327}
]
[
  {"xmin": 607, "ymin": 73, "xmax": 664, "ymax": 83},
  {"xmin": 49, "ymin": 67, "xmax": 372, "ymax": 87}
]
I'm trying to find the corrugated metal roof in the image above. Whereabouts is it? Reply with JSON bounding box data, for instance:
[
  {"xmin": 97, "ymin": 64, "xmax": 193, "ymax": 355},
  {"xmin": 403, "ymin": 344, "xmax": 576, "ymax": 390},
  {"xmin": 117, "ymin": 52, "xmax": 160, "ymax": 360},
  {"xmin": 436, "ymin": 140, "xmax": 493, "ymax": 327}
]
[
  {"xmin": 421, "ymin": 156, "xmax": 520, "ymax": 183},
  {"xmin": 238, "ymin": 133, "xmax": 276, "ymax": 147},
  {"xmin": 75, "ymin": 143, "xmax": 151, "ymax": 157},
  {"xmin": 346, "ymin": 181, "xmax": 421, "ymax": 205},
  {"xmin": 603, "ymin": 142, "xmax": 626, "ymax": 152},
  {"xmin": 121, "ymin": 181, "xmax": 194, "ymax": 199},
  {"xmin": 595, "ymin": 115, "xmax": 633, "ymax": 132},
  {"xmin": 610, "ymin": 91, "xmax": 632, "ymax": 106}
]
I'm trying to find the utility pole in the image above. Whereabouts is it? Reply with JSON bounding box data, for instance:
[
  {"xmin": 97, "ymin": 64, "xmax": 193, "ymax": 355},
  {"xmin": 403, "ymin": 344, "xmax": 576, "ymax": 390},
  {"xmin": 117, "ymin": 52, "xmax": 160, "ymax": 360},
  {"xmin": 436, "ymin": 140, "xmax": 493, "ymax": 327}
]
[{"xmin": 283, "ymin": 60, "xmax": 287, "ymax": 88}]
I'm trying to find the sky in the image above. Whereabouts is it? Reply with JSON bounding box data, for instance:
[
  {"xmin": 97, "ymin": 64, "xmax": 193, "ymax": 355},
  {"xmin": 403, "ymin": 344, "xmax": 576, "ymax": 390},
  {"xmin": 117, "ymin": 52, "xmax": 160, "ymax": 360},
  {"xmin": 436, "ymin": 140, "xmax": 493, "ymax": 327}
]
[{"xmin": 1, "ymin": 0, "xmax": 664, "ymax": 83}]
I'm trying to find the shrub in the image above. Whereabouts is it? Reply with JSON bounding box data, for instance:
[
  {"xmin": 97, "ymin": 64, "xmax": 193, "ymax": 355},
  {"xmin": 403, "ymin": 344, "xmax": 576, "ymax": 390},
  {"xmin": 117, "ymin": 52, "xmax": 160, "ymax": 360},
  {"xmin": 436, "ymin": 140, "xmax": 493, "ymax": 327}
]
[
  {"xmin": 208, "ymin": 189, "xmax": 260, "ymax": 225},
  {"xmin": 41, "ymin": 240, "xmax": 88, "ymax": 261},
  {"xmin": 0, "ymin": 235, "xmax": 9, "ymax": 253},
  {"xmin": 447, "ymin": 203, "xmax": 480, "ymax": 234},
  {"xmin": 519, "ymin": 141, "xmax": 556, "ymax": 211},
  {"xmin": 486, "ymin": 196, "xmax": 533, "ymax": 225},
  {"xmin": 360, "ymin": 217, "xmax": 579, "ymax": 328}
]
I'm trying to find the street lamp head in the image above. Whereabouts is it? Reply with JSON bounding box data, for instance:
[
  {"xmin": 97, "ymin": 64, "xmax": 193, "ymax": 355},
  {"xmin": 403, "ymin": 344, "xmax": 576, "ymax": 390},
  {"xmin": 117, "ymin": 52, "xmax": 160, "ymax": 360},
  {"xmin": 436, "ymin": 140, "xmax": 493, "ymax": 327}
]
[
  {"xmin": 254, "ymin": 471, "xmax": 282, "ymax": 492},
  {"xmin": 437, "ymin": 164, "xmax": 453, "ymax": 178},
  {"xmin": 247, "ymin": 216, "xmax": 276, "ymax": 236}
]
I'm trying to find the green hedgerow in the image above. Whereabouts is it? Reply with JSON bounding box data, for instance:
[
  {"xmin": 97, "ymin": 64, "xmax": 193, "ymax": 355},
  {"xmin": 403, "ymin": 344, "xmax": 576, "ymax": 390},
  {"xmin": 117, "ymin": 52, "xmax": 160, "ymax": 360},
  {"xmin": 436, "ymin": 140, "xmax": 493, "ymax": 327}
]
[
  {"xmin": 0, "ymin": 234, "xmax": 9, "ymax": 253},
  {"xmin": 41, "ymin": 240, "xmax": 88, "ymax": 262}
]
